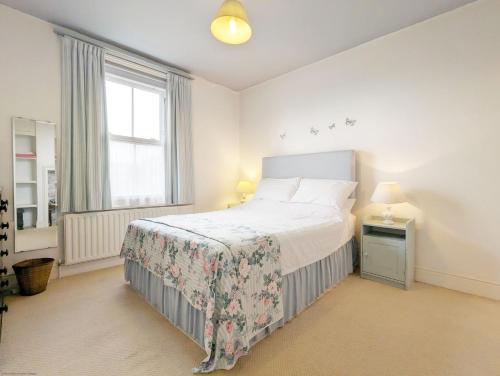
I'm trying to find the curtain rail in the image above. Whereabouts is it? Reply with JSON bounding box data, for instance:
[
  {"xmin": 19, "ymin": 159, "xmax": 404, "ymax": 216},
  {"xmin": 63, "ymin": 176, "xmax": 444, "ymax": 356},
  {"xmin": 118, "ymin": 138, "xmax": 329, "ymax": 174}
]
[{"xmin": 53, "ymin": 25, "xmax": 192, "ymax": 80}]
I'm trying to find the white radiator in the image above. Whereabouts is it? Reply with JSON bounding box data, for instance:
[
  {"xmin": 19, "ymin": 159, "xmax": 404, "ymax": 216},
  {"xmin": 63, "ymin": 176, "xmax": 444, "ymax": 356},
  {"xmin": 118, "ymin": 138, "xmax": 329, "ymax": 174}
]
[{"xmin": 63, "ymin": 204, "xmax": 194, "ymax": 265}]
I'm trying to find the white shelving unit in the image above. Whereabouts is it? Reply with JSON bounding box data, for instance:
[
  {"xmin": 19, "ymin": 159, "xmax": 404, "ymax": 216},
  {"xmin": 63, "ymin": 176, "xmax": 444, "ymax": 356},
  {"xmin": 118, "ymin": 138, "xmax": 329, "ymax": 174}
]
[{"xmin": 13, "ymin": 118, "xmax": 38, "ymax": 230}]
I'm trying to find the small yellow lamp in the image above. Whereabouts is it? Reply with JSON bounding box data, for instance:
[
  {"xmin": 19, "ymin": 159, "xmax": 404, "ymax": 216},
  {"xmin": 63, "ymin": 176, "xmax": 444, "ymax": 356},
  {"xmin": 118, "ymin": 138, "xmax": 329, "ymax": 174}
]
[
  {"xmin": 211, "ymin": 0, "xmax": 252, "ymax": 45},
  {"xmin": 236, "ymin": 180, "xmax": 255, "ymax": 202}
]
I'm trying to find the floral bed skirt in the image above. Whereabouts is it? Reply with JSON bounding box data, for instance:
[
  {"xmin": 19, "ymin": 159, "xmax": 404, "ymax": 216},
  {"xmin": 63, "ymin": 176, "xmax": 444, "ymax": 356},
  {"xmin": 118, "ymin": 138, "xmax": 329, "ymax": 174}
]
[{"xmin": 124, "ymin": 237, "xmax": 355, "ymax": 365}]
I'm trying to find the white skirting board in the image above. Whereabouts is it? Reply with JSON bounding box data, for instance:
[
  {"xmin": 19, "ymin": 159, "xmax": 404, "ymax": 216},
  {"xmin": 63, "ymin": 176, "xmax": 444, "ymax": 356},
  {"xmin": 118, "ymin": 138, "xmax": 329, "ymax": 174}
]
[
  {"xmin": 416, "ymin": 267, "xmax": 500, "ymax": 301},
  {"xmin": 59, "ymin": 256, "xmax": 124, "ymax": 278}
]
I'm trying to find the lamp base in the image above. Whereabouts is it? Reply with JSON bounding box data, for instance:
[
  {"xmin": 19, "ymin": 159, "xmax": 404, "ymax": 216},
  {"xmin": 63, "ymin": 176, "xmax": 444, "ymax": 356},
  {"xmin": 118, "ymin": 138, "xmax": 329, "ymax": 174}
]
[{"xmin": 382, "ymin": 206, "xmax": 394, "ymax": 225}]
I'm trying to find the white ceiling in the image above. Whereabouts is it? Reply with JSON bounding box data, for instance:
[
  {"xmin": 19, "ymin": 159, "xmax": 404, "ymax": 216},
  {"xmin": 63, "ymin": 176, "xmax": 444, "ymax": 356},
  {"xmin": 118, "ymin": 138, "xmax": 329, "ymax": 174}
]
[{"xmin": 1, "ymin": 0, "xmax": 475, "ymax": 91}]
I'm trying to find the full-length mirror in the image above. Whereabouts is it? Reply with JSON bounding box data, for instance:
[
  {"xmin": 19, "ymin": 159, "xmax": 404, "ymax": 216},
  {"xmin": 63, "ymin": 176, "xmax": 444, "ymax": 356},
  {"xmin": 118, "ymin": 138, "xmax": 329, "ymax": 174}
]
[{"xmin": 12, "ymin": 117, "xmax": 57, "ymax": 252}]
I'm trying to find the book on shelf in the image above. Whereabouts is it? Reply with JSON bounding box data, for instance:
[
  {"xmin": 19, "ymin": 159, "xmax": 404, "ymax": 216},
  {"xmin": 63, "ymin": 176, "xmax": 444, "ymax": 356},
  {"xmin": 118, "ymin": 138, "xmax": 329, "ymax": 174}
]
[{"xmin": 16, "ymin": 153, "xmax": 36, "ymax": 158}]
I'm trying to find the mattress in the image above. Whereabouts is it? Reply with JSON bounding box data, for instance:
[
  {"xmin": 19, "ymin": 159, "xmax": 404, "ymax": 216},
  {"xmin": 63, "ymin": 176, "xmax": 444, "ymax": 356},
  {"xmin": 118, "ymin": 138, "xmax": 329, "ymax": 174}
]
[
  {"xmin": 128, "ymin": 198, "xmax": 355, "ymax": 275},
  {"xmin": 221, "ymin": 199, "xmax": 355, "ymax": 274}
]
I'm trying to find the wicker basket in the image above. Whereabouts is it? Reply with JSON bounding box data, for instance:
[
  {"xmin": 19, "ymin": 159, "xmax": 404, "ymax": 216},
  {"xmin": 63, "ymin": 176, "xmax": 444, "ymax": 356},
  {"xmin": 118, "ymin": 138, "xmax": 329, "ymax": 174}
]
[{"xmin": 13, "ymin": 258, "xmax": 54, "ymax": 296}]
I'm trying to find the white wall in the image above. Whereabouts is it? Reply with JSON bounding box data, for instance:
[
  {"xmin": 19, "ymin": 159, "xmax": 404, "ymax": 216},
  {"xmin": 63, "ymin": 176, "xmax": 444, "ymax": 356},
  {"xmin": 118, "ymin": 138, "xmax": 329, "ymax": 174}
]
[
  {"xmin": 0, "ymin": 4, "xmax": 240, "ymax": 276},
  {"xmin": 240, "ymin": 0, "xmax": 500, "ymax": 300},
  {"xmin": 191, "ymin": 77, "xmax": 240, "ymax": 212},
  {"xmin": 3, "ymin": 1, "xmax": 499, "ymax": 300},
  {"xmin": 0, "ymin": 4, "xmax": 61, "ymax": 276}
]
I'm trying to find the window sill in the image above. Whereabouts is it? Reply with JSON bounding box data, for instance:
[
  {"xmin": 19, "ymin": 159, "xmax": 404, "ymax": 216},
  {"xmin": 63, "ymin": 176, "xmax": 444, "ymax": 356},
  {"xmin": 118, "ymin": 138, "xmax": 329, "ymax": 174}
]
[{"xmin": 62, "ymin": 202, "xmax": 194, "ymax": 215}]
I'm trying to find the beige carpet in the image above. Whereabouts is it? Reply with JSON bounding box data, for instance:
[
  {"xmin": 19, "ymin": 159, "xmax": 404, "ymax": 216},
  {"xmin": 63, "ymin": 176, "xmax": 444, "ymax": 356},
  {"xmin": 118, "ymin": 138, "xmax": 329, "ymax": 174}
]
[{"xmin": 1, "ymin": 267, "xmax": 499, "ymax": 376}]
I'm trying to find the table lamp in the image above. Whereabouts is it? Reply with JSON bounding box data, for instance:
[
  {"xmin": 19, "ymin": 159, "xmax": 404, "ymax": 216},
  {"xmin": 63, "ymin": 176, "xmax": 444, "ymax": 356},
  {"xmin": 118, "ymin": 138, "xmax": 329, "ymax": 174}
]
[
  {"xmin": 236, "ymin": 180, "xmax": 255, "ymax": 202},
  {"xmin": 370, "ymin": 182, "xmax": 406, "ymax": 225}
]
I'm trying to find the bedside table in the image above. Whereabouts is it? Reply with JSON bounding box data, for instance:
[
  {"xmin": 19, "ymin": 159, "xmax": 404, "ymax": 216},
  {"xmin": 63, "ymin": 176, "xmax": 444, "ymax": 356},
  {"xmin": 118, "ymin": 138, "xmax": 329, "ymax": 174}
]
[{"xmin": 361, "ymin": 216, "xmax": 415, "ymax": 289}]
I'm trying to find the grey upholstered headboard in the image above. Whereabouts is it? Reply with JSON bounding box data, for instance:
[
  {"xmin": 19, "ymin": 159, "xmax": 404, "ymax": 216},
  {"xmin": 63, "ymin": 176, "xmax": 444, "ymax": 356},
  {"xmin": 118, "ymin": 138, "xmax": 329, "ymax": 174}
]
[{"xmin": 262, "ymin": 150, "xmax": 356, "ymax": 195}]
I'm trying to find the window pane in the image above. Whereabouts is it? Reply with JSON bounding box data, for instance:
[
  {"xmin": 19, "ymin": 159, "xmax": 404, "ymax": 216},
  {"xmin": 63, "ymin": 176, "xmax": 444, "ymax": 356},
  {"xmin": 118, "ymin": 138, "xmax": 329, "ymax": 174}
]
[
  {"xmin": 109, "ymin": 140, "xmax": 165, "ymax": 208},
  {"xmin": 133, "ymin": 87, "xmax": 161, "ymax": 140},
  {"xmin": 106, "ymin": 80, "xmax": 132, "ymax": 137},
  {"xmin": 135, "ymin": 143, "xmax": 165, "ymax": 200}
]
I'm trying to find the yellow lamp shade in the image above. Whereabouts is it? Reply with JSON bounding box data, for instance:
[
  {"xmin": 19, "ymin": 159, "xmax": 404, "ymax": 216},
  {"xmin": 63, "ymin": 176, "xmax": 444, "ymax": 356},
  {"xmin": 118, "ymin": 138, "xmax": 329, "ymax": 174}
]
[
  {"xmin": 236, "ymin": 180, "xmax": 255, "ymax": 194},
  {"xmin": 211, "ymin": 0, "xmax": 252, "ymax": 45}
]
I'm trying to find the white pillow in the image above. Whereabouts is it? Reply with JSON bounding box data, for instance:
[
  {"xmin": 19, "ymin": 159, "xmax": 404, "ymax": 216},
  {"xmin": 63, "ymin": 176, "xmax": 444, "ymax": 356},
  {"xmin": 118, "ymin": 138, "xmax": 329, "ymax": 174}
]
[
  {"xmin": 343, "ymin": 198, "xmax": 356, "ymax": 212},
  {"xmin": 253, "ymin": 177, "xmax": 301, "ymax": 202},
  {"xmin": 290, "ymin": 178, "xmax": 358, "ymax": 208}
]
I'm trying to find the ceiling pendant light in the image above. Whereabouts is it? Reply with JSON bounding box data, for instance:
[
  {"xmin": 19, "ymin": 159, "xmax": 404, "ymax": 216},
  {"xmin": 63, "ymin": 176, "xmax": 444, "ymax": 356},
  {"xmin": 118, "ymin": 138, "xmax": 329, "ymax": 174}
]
[{"xmin": 211, "ymin": 0, "xmax": 252, "ymax": 45}]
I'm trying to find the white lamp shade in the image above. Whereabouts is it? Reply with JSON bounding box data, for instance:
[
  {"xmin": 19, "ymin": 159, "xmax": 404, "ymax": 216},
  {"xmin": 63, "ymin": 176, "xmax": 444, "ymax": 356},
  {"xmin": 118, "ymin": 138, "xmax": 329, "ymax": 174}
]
[{"xmin": 370, "ymin": 182, "xmax": 406, "ymax": 204}]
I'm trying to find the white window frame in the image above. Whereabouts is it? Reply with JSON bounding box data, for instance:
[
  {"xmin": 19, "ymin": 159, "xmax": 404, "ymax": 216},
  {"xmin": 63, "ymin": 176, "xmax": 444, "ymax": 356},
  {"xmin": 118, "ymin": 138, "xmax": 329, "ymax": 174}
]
[
  {"xmin": 106, "ymin": 73, "xmax": 166, "ymax": 147},
  {"xmin": 105, "ymin": 72, "xmax": 168, "ymax": 208}
]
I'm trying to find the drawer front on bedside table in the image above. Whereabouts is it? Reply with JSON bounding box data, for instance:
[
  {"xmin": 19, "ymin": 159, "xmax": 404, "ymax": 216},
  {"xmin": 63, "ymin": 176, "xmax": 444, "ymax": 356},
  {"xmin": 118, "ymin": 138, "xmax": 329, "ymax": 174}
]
[{"xmin": 362, "ymin": 236, "xmax": 406, "ymax": 281}]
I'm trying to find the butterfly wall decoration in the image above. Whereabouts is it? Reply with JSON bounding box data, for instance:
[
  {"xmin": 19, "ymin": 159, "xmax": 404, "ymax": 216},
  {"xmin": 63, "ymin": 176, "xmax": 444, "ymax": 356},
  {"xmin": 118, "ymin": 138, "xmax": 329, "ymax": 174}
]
[
  {"xmin": 278, "ymin": 118, "xmax": 358, "ymax": 140},
  {"xmin": 345, "ymin": 118, "xmax": 357, "ymax": 127}
]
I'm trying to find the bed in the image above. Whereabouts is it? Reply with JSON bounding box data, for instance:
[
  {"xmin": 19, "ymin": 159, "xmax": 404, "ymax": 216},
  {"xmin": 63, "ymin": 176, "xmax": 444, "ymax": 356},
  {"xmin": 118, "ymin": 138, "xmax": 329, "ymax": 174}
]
[{"xmin": 121, "ymin": 150, "xmax": 357, "ymax": 373}]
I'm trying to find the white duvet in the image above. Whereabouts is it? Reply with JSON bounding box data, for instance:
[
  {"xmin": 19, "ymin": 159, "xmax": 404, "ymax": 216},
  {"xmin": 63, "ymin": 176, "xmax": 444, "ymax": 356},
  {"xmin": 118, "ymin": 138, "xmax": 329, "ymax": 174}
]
[{"xmin": 200, "ymin": 199, "xmax": 355, "ymax": 275}]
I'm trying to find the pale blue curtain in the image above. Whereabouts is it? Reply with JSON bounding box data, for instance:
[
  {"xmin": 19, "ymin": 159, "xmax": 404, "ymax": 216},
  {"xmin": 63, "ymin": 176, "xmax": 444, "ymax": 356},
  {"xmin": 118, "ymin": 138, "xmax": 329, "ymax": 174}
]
[
  {"xmin": 60, "ymin": 36, "xmax": 111, "ymax": 212},
  {"xmin": 166, "ymin": 74, "xmax": 194, "ymax": 204}
]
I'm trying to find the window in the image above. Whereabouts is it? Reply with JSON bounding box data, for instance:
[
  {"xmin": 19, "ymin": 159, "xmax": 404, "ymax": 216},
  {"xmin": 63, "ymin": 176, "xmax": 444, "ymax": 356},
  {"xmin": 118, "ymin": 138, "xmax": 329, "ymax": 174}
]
[{"xmin": 105, "ymin": 74, "xmax": 166, "ymax": 208}]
